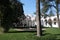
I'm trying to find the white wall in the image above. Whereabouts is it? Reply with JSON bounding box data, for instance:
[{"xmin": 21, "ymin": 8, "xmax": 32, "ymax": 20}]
[
  {"xmin": 41, "ymin": 15, "xmax": 59, "ymax": 28},
  {"xmin": 25, "ymin": 14, "xmax": 60, "ymax": 28}
]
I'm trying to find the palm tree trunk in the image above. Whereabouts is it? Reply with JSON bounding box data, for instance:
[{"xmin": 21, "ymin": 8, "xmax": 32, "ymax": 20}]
[
  {"xmin": 56, "ymin": 1, "xmax": 60, "ymax": 28},
  {"xmin": 36, "ymin": 0, "xmax": 42, "ymax": 37}
]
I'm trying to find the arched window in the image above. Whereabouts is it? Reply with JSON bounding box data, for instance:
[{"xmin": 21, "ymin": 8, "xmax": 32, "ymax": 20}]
[
  {"xmin": 53, "ymin": 18, "xmax": 57, "ymax": 25},
  {"xmin": 54, "ymin": 18, "xmax": 57, "ymax": 21},
  {"xmin": 48, "ymin": 19, "xmax": 52, "ymax": 23},
  {"xmin": 48, "ymin": 19, "xmax": 52, "ymax": 27},
  {"xmin": 45, "ymin": 19, "xmax": 47, "ymax": 25}
]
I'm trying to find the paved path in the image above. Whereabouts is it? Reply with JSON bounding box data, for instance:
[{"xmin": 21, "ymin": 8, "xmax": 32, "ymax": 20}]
[{"xmin": 13, "ymin": 28, "xmax": 46, "ymax": 31}]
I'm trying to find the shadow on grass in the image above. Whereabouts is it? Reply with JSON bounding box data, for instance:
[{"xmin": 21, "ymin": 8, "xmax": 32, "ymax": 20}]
[
  {"xmin": 7, "ymin": 31, "xmax": 36, "ymax": 33},
  {"xmin": 42, "ymin": 32, "xmax": 60, "ymax": 36},
  {"xmin": 41, "ymin": 33, "xmax": 60, "ymax": 40},
  {"xmin": 7, "ymin": 30, "xmax": 45, "ymax": 33}
]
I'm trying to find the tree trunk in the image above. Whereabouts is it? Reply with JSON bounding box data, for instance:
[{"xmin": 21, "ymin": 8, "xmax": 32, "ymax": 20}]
[
  {"xmin": 56, "ymin": 1, "xmax": 60, "ymax": 28},
  {"xmin": 36, "ymin": 0, "xmax": 42, "ymax": 37}
]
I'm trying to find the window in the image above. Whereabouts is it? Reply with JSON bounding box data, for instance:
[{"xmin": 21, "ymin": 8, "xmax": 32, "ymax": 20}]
[
  {"xmin": 54, "ymin": 18, "xmax": 57, "ymax": 25},
  {"xmin": 48, "ymin": 19, "xmax": 52, "ymax": 24},
  {"xmin": 48, "ymin": 19, "xmax": 52, "ymax": 27},
  {"xmin": 54, "ymin": 22, "xmax": 56, "ymax": 25},
  {"xmin": 54, "ymin": 18, "xmax": 56, "ymax": 21},
  {"xmin": 45, "ymin": 19, "xmax": 47, "ymax": 25}
]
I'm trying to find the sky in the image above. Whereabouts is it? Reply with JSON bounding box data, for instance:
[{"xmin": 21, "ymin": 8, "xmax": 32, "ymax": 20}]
[
  {"xmin": 20, "ymin": 0, "xmax": 36, "ymax": 15},
  {"xmin": 20, "ymin": 0, "xmax": 60, "ymax": 16}
]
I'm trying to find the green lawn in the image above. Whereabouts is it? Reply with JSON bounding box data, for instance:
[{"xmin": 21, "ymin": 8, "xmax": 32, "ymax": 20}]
[{"xmin": 0, "ymin": 28, "xmax": 60, "ymax": 40}]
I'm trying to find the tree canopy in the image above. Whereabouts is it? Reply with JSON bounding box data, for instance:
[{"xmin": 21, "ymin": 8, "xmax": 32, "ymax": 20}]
[{"xmin": 0, "ymin": 0, "xmax": 25, "ymax": 32}]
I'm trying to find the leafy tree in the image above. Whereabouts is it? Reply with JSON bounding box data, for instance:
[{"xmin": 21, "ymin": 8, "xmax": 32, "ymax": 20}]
[{"xmin": 0, "ymin": 0, "xmax": 24, "ymax": 32}]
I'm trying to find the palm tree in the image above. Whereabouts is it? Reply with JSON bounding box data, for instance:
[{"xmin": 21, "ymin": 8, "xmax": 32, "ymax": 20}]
[
  {"xmin": 36, "ymin": 0, "xmax": 42, "ymax": 37},
  {"xmin": 41, "ymin": 0, "xmax": 60, "ymax": 28},
  {"xmin": 41, "ymin": 0, "xmax": 55, "ymax": 16}
]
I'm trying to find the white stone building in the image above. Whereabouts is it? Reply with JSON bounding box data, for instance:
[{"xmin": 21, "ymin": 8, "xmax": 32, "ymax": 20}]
[
  {"xmin": 41, "ymin": 15, "xmax": 59, "ymax": 28},
  {"xmin": 25, "ymin": 14, "xmax": 60, "ymax": 28}
]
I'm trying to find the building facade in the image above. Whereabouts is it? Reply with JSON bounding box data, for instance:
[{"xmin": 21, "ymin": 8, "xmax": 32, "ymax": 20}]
[{"xmin": 25, "ymin": 14, "xmax": 60, "ymax": 28}]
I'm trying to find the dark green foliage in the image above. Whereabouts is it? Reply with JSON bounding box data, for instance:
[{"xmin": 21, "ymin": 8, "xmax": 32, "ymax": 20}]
[{"xmin": 0, "ymin": 0, "xmax": 24, "ymax": 32}]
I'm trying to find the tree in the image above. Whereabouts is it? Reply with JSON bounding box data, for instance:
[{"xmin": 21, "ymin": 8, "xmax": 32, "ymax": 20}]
[
  {"xmin": 41, "ymin": 0, "xmax": 60, "ymax": 28},
  {"xmin": 36, "ymin": 0, "xmax": 42, "ymax": 37},
  {"xmin": 41, "ymin": 0, "xmax": 55, "ymax": 18},
  {"xmin": 48, "ymin": 10, "xmax": 55, "ymax": 17},
  {"xmin": 0, "ymin": 0, "xmax": 25, "ymax": 32},
  {"xmin": 0, "ymin": 0, "xmax": 11, "ymax": 32},
  {"xmin": 56, "ymin": 0, "xmax": 60, "ymax": 28}
]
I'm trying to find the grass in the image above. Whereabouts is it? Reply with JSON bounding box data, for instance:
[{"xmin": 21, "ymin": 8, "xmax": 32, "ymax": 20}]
[
  {"xmin": 43, "ymin": 28, "xmax": 60, "ymax": 40},
  {"xmin": 0, "ymin": 28, "xmax": 60, "ymax": 40}
]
